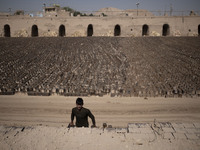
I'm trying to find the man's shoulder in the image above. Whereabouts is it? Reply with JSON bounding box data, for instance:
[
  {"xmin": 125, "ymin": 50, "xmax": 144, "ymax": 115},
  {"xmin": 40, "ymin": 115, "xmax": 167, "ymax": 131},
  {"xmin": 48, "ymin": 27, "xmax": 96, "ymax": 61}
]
[
  {"xmin": 72, "ymin": 107, "xmax": 90, "ymax": 112},
  {"xmin": 72, "ymin": 107, "xmax": 77, "ymax": 111},
  {"xmin": 82, "ymin": 107, "xmax": 91, "ymax": 112},
  {"xmin": 82, "ymin": 107, "xmax": 89, "ymax": 110}
]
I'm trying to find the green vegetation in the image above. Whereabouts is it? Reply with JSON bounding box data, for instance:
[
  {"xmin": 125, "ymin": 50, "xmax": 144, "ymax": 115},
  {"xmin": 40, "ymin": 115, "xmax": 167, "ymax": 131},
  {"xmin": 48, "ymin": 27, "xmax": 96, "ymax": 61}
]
[
  {"xmin": 62, "ymin": 6, "xmax": 81, "ymax": 16},
  {"xmin": 53, "ymin": 4, "xmax": 60, "ymax": 8},
  {"xmin": 62, "ymin": 6, "xmax": 94, "ymax": 17},
  {"xmin": 62, "ymin": 7, "xmax": 74, "ymax": 12},
  {"xmin": 14, "ymin": 10, "xmax": 24, "ymax": 15},
  {"xmin": 101, "ymin": 13, "xmax": 107, "ymax": 17}
]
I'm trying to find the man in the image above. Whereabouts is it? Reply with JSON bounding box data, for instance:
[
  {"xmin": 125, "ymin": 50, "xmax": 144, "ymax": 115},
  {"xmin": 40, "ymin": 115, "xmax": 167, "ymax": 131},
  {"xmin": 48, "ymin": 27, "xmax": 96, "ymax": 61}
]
[{"xmin": 70, "ymin": 97, "xmax": 96, "ymax": 127}]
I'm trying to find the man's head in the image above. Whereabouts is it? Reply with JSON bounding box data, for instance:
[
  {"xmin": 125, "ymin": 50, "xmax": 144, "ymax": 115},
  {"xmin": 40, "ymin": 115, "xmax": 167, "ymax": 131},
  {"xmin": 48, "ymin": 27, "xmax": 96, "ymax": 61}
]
[{"xmin": 76, "ymin": 97, "xmax": 83, "ymax": 110}]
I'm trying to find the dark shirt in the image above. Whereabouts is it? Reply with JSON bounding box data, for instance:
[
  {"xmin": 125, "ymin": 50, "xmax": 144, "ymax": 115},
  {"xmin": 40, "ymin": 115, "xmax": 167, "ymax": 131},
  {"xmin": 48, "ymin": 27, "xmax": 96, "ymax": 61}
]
[{"xmin": 71, "ymin": 107, "xmax": 95, "ymax": 127}]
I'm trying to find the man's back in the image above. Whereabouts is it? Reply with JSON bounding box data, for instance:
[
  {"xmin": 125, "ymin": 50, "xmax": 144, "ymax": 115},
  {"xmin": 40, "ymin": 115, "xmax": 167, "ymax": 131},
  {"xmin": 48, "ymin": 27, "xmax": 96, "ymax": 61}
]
[{"xmin": 71, "ymin": 107, "xmax": 95, "ymax": 127}]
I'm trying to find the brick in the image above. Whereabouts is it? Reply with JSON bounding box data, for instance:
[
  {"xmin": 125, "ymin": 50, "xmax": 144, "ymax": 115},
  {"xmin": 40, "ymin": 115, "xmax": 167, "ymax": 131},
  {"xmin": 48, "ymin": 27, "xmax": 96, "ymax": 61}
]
[
  {"xmin": 184, "ymin": 128, "xmax": 198, "ymax": 134},
  {"xmin": 173, "ymin": 133, "xmax": 187, "ymax": 139},
  {"xmin": 0, "ymin": 126, "xmax": 6, "ymax": 133},
  {"xmin": 182, "ymin": 123, "xmax": 195, "ymax": 128},
  {"xmin": 193, "ymin": 123, "xmax": 200, "ymax": 129},
  {"xmin": 185, "ymin": 133, "xmax": 199, "ymax": 140},
  {"xmin": 128, "ymin": 123, "xmax": 150, "ymax": 128},
  {"xmin": 139, "ymin": 128, "xmax": 153, "ymax": 134},
  {"xmin": 116, "ymin": 128, "xmax": 127, "ymax": 133},
  {"xmin": 173, "ymin": 127, "xmax": 186, "ymax": 133},
  {"xmin": 194, "ymin": 128, "xmax": 200, "ymax": 134},
  {"xmin": 171, "ymin": 123, "xmax": 185, "ymax": 128},
  {"xmin": 127, "ymin": 123, "xmax": 138, "ymax": 128},
  {"xmin": 163, "ymin": 133, "xmax": 175, "ymax": 139},
  {"xmin": 128, "ymin": 123, "xmax": 153, "ymax": 134},
  {"xmin": 104, "ymin": 128, "xmax": 116, "ymax": 133},
  {"xmin": 135, "ymin": 123, "xmax": 151, "ymax": 128},
  {"xmin": 162, "ymin": 127, "xmax": 175, "ymax": 133},
  {"xmin": 128, "ymin": 127, "xmax": 141, "ymax": 133},
  {"xmin": 159, "ymin": 122, "xmax": 172, "ymax": 128},
  {"xmin": 127, "ymin": 133, "xmax": 155, "ymax": 141}
]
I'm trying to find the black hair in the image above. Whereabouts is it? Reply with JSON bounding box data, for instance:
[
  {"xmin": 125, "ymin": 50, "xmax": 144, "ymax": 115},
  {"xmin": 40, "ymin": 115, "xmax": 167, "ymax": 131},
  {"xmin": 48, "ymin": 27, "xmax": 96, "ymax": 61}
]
[{"xmin": 76, "ymin": 97, "xmax": 83, "ymax": 105}]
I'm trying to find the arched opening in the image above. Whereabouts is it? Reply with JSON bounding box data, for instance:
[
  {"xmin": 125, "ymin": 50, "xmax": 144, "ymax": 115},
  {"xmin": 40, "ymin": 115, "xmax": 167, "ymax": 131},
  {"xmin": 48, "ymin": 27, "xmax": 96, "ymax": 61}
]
[
  {"xmin": 198, "ymin": 25, "xmax": 200, "ymax": 36},
  {"xmin": 142, "ymin": 24, "xmax": 149, "ymax": 36},
  {"xmin": 31, "ymin": 25, "xmax": 38, "ymax": 37},
  {"xmin": 114, "ymin": 24, "xmax": 121, "ymax": 36},
  {"xmin": 4, "ymin": 24, "xmax": 10, "ymax": 37},
  {"xmin": 87, "ymin": 24, "xmax": 93, "ymax": 36},
  {"xmin": 162, "ymin": 24, "xmax": 170, "ymax": 36},
  {"xmin": 59, "ymin": 24, "xmax": 65, "ymax": 37}
]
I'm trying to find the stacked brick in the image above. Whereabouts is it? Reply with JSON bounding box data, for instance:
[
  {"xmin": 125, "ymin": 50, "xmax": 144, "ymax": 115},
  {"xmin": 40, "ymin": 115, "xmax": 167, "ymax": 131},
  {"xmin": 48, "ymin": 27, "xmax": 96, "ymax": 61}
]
[{"xmin": 0, "ymin": 37, "xmax": 199, "ymax": 97}]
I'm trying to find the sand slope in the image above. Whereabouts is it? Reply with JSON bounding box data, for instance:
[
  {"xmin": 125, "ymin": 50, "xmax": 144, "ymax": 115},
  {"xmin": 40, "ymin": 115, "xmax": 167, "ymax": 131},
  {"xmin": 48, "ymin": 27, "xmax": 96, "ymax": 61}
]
[{"xmin": 0, "ymin": 95, "xmax": 200, "ymax": 127}]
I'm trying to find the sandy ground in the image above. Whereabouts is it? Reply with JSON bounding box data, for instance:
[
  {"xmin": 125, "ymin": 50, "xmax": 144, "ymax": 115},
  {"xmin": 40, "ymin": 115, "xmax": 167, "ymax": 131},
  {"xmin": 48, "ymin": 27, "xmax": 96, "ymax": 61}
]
[
  {"xmin": 0, "ymin": 95, "xmax": 200, "ymax": 127},
  {"xmin": 0, "ymin": 95, "xmax": 200, "ymax": 150}
]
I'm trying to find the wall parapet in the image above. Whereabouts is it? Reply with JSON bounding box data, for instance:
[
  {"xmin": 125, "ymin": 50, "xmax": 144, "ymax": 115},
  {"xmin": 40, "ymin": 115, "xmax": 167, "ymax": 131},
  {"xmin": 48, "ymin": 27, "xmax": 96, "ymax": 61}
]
[{"xmin": 0, "ymin": 16, "xmax": 200, "ymax": 37}]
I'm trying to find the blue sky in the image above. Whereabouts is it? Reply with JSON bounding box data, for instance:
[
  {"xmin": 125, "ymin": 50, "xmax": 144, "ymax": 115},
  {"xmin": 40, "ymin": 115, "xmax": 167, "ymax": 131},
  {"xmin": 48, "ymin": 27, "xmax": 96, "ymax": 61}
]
[{"xmin": 0, "ymin": 0, "xmax": 199, "ymax": 12}]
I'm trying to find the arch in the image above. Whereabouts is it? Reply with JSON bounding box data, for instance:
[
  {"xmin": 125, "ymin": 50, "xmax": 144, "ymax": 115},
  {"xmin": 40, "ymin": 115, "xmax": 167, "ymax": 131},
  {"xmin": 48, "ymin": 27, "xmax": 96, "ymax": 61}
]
[
  {"xmin": 114, "ymin": 24, "xmax": 121, "ymax": 36},
  {"xmin": 142, "ymin": 24, "xmax": 149, "ymax": 36},
  {"xmin": 59, "ymin": 24, "xmax": 65, "ymax": 37},
  {"xmin": 198, "ymin": 25, "xmax": 200, "ymax": 36},
  {"xmin": 4, "ymin": 24, "xmax": 11, "ymax": 37},
  {"xmin": 87, "ymin": 24, "xmax": 93, "ymax": 36},
  {"xmin": 31, "ymin": 25, "xmax": 38, "ymax": 37},
  {"xmin": 162, "ymin": 24, "xmax": 170, "ymax": 36}
]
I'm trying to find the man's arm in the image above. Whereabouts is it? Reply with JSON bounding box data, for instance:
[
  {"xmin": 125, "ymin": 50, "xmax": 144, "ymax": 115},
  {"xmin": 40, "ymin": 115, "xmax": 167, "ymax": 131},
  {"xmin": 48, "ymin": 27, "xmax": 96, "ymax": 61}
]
[
  {"xmin": 70, "ymin": 108, "xmax": 75, "ymax": 125},
  {"xmin": 88, "ymin": 110, "xmax": 96, "ymax": 127}
]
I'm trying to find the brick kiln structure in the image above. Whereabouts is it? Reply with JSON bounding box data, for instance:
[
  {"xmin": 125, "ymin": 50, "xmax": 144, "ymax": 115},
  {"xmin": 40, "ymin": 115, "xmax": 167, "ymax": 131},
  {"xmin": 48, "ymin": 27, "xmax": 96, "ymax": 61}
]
[{"xmin": 0, "ymin": 8, "xmax": 200, "ymax": 97}]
